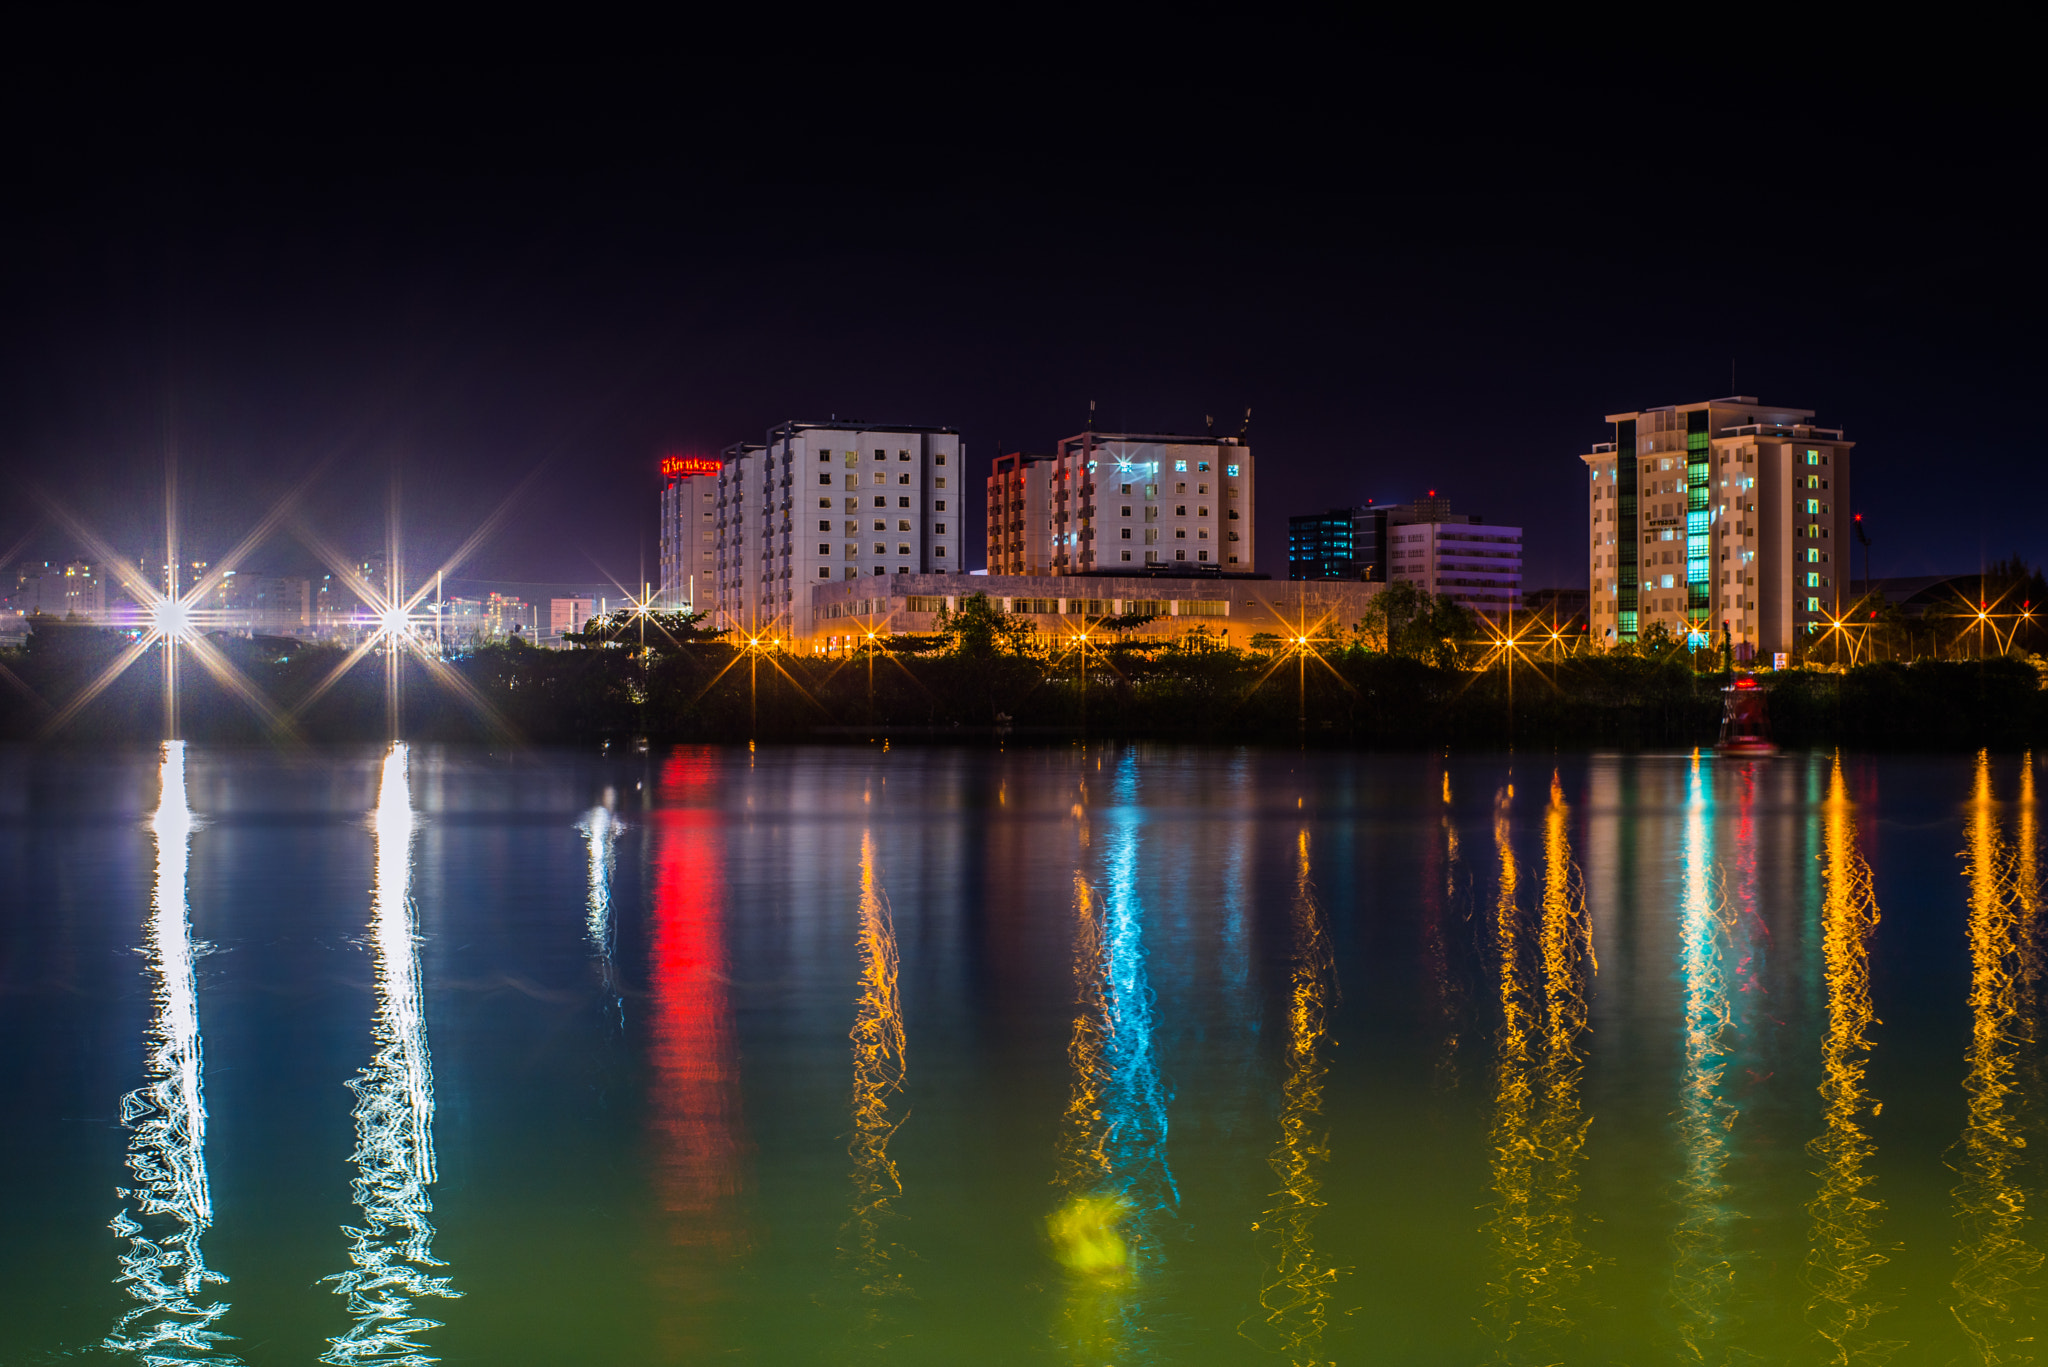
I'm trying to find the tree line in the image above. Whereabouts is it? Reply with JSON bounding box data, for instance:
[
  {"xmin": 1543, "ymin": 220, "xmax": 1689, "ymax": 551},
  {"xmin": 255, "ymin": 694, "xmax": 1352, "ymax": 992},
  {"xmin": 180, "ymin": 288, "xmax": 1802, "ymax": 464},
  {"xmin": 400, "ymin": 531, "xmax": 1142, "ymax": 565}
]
[{"xmin": 4, "ymin": 586, "xmax": 2046, "ymax": 749}]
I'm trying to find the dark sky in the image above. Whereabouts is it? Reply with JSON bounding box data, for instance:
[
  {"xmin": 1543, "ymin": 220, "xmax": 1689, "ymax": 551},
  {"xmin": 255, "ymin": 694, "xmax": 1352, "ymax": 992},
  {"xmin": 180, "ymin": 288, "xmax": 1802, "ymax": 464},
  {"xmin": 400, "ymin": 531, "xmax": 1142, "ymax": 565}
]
[{"xmin": 2, "ymin": 39, "xmax": 2038, "ymax": 598}]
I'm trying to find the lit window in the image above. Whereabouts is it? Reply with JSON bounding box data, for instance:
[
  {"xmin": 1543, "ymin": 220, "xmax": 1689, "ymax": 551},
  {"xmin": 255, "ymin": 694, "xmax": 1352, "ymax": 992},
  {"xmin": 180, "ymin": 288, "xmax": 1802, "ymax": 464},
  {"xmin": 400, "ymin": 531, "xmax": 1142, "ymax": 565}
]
[
  {"xmin": 1807, "ymin": 596, "xmax": 1822, "ymax": 611},
  {"xmin": 1175, "ymin": 460, "xmax": 1188, "ymax": 472},
  {"xmin": 1806, "ymin": 499, "xmax": 1820, "ymax": 514},
  {"xmin": 1226, "ymin": 463, "xmax": 1239, "ymax": 476}
]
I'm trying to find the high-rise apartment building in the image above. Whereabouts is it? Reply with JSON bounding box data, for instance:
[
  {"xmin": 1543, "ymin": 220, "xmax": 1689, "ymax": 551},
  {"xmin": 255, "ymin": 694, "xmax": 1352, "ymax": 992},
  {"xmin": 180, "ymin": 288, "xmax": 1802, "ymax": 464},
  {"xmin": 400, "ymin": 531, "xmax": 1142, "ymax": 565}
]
[
  {"xmin": 710, "ymin": 421, "xmax": 963, "ymax": 633},
  {"xmin": 1046, "ymin": 432, "xmax": 1253, "ymax": 575},
  {"xmin": 658, "ymin": 454, "xmax": 722, "ymax": 610},
  {"xmin": 985, "ymin": 452, "xmax": 1053, "ymax": 575},
  {"xmin": 1582, "ymin": 396, "xmax": 1853, "ymax": 659}
]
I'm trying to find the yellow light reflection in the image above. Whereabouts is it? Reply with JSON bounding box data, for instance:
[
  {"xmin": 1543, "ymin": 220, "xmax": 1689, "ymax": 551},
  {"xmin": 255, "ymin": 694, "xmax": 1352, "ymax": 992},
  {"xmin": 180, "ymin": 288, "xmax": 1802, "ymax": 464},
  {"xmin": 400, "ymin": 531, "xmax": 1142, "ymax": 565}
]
[
  {"xmin": 843, "ymin": 831, "xmax": 912, "ymax": 1319},
  {"xmin": 1804, "ymin": 752, "xmax": 1899, "ymax": 1362},
  {"xmin": 1479, "ymin": 774, "xmax": 1597, "ymax": 1359},
  {"xmin": 1247, "ymin": 829, "xmax": 1343, "ymax": 1362},
  {"xmin": 1049, "ymin": 872, "xmax": 1127, "ymax": 1364},
  {"xmin": 104, "ymin": 741, "xmax": 239, "ymax": 1363},
  {"xmin": 322, "ymin": 744, "xmax": 461, "ymax": 1363},
  {"xmin": 1671, "ymin": 751, "xmax": 1738, "ymax": 1359},
  {"xmin": 1950, "ymin": 750, "xmax": 2044, "ymax": 1359}
]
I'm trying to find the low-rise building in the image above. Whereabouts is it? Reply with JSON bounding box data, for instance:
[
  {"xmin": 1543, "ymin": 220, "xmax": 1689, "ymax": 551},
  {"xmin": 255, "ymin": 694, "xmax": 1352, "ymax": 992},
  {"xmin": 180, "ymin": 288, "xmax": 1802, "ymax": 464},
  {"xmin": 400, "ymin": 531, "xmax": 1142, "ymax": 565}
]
[{"xmin": 807, "ymin": 572, "xmax": 1377, "ymax": 651}]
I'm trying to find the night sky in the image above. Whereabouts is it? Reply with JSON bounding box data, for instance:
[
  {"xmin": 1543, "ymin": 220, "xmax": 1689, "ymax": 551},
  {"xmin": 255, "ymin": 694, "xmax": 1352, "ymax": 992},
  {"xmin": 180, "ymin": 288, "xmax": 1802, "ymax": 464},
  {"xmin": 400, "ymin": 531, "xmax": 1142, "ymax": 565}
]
[{"xmin": 2, "ymin": 41, "xmax": 2037, "ymax": 600}]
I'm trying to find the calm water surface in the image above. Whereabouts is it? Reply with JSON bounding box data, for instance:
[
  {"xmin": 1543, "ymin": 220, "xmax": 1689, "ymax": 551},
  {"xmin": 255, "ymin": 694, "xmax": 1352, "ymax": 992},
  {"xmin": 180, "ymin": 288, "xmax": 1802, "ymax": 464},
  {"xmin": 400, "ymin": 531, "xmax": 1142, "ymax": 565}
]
[{"xmin": 2, "ymin": 742, "xmax": 2044, "ymax": 1364}]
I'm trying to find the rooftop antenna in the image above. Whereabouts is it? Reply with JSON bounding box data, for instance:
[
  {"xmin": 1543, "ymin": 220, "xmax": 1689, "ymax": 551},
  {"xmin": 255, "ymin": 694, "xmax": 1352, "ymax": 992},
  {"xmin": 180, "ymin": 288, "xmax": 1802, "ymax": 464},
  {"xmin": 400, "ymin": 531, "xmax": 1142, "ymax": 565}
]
[
  {"xmin": 1205, "ymin": 413, "xmax": 1214, "ymax": 434},
  {"xmin": 1238, "ymin": 407, "xmax": 1252, "ymax": 439},
  {"xmin": 1087, "ymin": 400, "xmax": 1095, "ymax": 431}
]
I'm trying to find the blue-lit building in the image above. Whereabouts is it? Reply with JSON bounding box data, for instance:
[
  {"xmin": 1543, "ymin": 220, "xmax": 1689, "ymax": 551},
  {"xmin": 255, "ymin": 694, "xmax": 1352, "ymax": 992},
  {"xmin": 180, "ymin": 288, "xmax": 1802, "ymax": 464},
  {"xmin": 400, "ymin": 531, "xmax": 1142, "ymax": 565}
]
[{"xmin": 1288, "ymin": 508, "xmax": 1362, "ymax": 581}]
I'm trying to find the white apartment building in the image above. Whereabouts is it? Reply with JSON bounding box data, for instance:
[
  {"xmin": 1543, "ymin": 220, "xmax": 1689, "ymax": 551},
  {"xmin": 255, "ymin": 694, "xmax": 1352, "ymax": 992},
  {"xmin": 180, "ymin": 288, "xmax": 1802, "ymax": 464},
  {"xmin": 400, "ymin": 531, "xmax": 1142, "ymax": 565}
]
[
  {"xmin": 1387, "ymin": 521, "xmax": 1523, "ymax": 616},
  {"xmin": 1046, "ymin": 432, "xmax": 1254, "ymax": 575},
  {"xmin": 985, "ymin": 452, "xmax": 1054, "ymax": 575},
  {"xmin": 657, "ymin": 455, "xmax": 720, "ymax": 609},
  {"xmin": 709, "ymin": 421, "xmax": 964, "ymax": 634},
  {"xmin": 1582, "ymin": 396, "xmax": 1853, "ymax": 659}
]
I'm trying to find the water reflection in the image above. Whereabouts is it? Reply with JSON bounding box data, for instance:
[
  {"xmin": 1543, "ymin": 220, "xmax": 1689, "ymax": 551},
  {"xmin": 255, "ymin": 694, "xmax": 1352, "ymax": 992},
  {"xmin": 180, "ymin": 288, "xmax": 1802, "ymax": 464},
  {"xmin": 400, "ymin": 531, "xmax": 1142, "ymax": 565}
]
[
  {"xmin": 647, "ymin": 749, "xmax": 746, "ymax": 1348},
  {"xmin": 578, "ymin": 791, "xmax": 621, "ymax": 1021},
  {"xmin": 104, "ymin": 740, "xmax": 240, "ymax": 1363},
  {"xmin": 1671, "ymin": 751, "xmax": 1740, "ymax": 1358},
  {"xmin": 842, "ymin": 829, "xmax": 911, "ymax": 1329},
  {"xmin": 1479, "ymin": 774, "xmax": 1596, "ymax": 1362},
  {"xmin": 1423, "ymin": 768, "xmax": 1466, "ymax": 1090},
  {"xmin": 1803, "ymin": 754, "xmax": 1897, "ymax": 1362},
  {"xmin": 1049, "ymin": 755, "xmax": 1176, "ymax": 1360},
  {"xmin": 1247, "ymin": 828, "xmax": 1341, "ymax": 1362},
  {"xmin": 1951, "ymin": 750, "xmax": 2044, "ymax": 1359},
  {"xmin": 322, "ymin": 743, "xmax": 460, "ymax": 1365}
]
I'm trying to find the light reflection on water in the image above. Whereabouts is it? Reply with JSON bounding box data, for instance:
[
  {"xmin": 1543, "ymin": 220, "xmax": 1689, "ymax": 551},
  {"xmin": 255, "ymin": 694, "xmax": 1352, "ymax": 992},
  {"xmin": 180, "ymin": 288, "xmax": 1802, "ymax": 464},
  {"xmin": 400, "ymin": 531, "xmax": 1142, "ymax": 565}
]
[
  {"xmin": 104, "ymin": 740, "xmax": 239, "ymax": 1364},
  {"xmin": 842, "ymin": 828, "xmax": 911, "ymax": 1334},
  {"xmin": 1950, "ymin": 750, "xmax": 2045, "ymax": 1360},
  {"xmin": 321, "ymin": 743, "xmax": 460, "ymax": 1366},
  {"xmin": 578, "ymin": 789, "xmax": 620, "ymax": 1021},
  {"xmin": 12, "ymin": 747, "xmax": 2048, "ymax": 1362},
  {"xmin": 1246, "ymin": 826, "xmax": 1340, "ymax": 1362},
  {"xmin": 1804, "ymin": 753, "xmax": 1895, "ymax": 1361}
]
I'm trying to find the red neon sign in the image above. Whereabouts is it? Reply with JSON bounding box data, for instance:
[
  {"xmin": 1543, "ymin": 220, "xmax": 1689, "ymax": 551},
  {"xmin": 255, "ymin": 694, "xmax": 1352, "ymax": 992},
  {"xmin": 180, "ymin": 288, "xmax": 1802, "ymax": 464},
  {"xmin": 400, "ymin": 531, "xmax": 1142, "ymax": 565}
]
[{"xmin": 662, "ymin": 455, "xmax": 723, "ymax": 479}]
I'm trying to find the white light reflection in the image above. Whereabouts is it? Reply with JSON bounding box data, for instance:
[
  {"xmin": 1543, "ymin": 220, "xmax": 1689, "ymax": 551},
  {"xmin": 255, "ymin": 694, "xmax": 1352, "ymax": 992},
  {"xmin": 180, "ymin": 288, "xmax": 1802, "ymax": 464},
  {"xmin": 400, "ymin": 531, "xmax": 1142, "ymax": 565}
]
[
  {"xmin": 105, "ymin": 741, "xmax": 240, "ymax": 1364},
  {"xmin": 322, "ymin": 744, "xmax": 460, "ymax": 1365},
  {"xmin": 579, "ymin": 790, "xmax": 622, "ymax": 1021}
]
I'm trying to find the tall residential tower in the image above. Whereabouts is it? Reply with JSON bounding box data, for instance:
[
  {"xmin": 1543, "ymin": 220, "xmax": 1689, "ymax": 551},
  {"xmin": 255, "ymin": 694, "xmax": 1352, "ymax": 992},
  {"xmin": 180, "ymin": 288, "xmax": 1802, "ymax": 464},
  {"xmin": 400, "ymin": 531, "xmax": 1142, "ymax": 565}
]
[
  {"xmin": 710, "ymin": 421, "xmax": 963, "ymax": 632},
  {"xmin": 1583, "ymin": 396, "xmax": 1852, "ymax": 659}
]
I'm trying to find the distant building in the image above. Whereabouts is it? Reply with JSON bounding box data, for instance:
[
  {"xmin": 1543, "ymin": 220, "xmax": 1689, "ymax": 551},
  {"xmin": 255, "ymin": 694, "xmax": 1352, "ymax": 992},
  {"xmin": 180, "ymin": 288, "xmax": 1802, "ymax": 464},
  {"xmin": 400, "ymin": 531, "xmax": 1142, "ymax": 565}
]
[
  {"xmin": 1388, "ymin": 518, "xmax": 1523, "ymax": 617},
  {"xmin": 1290, "ymin": 496, "xmax": 1480, "ymax": 583},
  {"xmin": 221, "ymin": 573, "xmax": 310, "ymax": 635},
  {"xmin": 486, "ymin": 593, "xmax": 531, "ymax": 638},
  {"xmin": 710, "ymin": 421, "xmax": 964, "ymax": 634},
  {"xmin": 59, "ymin": 562, "xmax": 106, "ymax": 620},
  {"xmin": 1523, "ymin": 587, "xmax": 1590, "ymax": 630},
  {"xmin": 550, "ymin": 597, "xmax": 595, "ymax": 641},
  {"xmin": 985, "ymin": 452, "xmax": 1054, "ymax": 576},
  {"xmin": 658, "ymin": 453, "xmax": 721, "ymax": 610},
  {"xmin": 1582, "ymin": 396, "xmax": 1853, "ymax": 659},
  {"xmin": 1288, "ymin": 509, "xmax": 1363, "ymax": 580},
  {"xmin": 1047, "ymin": 432, "xmax": 1253, "ymax": 575}
]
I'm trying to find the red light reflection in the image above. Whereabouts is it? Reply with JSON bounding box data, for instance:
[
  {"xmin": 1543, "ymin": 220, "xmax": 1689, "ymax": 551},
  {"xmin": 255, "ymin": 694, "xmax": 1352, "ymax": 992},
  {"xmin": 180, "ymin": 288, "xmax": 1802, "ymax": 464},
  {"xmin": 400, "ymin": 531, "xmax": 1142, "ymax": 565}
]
[{"xmin": 647, "ymin": 748, "xmax": 747, "ymax": 1347}]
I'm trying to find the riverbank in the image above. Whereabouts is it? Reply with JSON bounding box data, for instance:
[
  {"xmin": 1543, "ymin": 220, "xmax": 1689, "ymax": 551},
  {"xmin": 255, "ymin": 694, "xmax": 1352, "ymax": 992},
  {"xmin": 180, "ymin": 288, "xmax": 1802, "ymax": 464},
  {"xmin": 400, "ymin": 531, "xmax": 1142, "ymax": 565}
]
[{"xmin": 6, "ymin": 623, "xmax": 2046, "ymax": 749}]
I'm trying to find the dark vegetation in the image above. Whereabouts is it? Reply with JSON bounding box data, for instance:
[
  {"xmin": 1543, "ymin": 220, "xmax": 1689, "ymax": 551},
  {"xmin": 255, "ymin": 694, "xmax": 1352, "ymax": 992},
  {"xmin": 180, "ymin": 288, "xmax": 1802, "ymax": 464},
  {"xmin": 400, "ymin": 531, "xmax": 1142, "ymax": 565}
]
[{"xmin": 4, "ymin": 592, "xmax": 2046, "ymax": 750}]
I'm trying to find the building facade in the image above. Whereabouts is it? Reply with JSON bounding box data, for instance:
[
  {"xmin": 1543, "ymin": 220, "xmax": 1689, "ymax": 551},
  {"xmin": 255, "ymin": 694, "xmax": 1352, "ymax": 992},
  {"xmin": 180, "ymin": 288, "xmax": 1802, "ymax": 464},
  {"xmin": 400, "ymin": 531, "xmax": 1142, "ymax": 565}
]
[
  {"xmin": 1044, "ymin": 433, "xmax": 1253, "ymax": 575},
  {"xmin": 1288, "ymin": 508, "xmax": 1362, "ymax": 580},
  {"xmin": 658, "ymin": 455, "xmax": 721, "ymax": 610},
  {"xmin": 808, "ymin": 572, "xmax": 1376, "ymax": 651},
  {"xmin": 1386, "ymin": 519, "xmax": 1523, "ymax": 616},
  {"xmin": 710, "ymin": 421, "xmax": 964, "ymax": 634},
  {"xmin": 985, "ymin": 452, "xmax": 1053, "ymax": 575},
  {"xmin": 549, "ymin": 597, "xmax": 595, "ymax": 641},
  {"xmin": 1582, "ymin": 396, "xmax": 1853, "ymax": 658}
]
